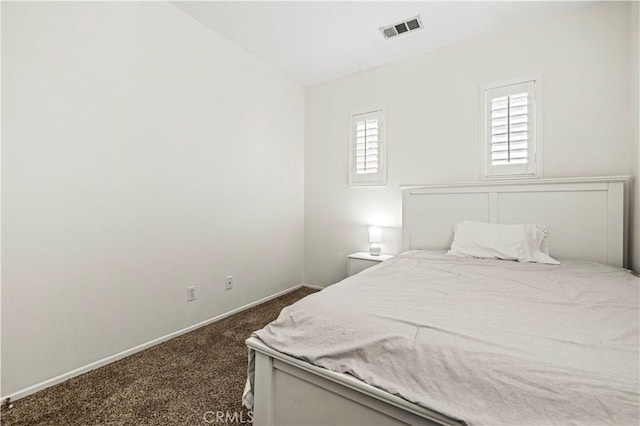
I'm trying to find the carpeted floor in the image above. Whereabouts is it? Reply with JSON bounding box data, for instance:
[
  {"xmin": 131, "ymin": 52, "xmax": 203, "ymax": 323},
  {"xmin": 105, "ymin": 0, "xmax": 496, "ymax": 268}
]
[{"xmin": 0, "ymin": 287, "xmax": 317, "ymax": 426}]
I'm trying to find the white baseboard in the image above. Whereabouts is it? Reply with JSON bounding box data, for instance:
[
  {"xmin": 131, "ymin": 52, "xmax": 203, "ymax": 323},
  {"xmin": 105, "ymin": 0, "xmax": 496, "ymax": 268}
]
[
  {"xmin": 2, "ymin": 283, "xmax": 306, "ymax": 403},
  {"xmin": 301, "ymin": 283, "xmax": 326, "ymax": 290}
]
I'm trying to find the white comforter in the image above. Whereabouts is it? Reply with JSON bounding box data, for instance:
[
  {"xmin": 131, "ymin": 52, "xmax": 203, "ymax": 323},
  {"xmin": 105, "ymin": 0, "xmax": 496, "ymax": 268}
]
[{"xmin": 244, "ymin": 251, "xmax": 639, "ymax": 425}]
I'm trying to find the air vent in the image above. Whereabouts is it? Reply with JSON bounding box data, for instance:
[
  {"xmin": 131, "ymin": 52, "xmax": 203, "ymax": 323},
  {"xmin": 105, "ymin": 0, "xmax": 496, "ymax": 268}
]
[{"xmin": 380, "ymin": 15, "xmax": 423, "ymax": 39}]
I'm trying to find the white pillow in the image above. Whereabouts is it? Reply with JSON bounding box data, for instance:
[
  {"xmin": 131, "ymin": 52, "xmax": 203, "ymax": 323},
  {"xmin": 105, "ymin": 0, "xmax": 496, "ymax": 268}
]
[{"xmin": 447, "ymin": 221, "xmax": 560, "ymax": 265}]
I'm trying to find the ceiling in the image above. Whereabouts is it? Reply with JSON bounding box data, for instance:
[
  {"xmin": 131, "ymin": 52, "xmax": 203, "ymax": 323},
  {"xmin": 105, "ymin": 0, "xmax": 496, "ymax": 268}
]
[{"xmin": 172, "ymin": 1, "xmax": 593, "ymax": 87}]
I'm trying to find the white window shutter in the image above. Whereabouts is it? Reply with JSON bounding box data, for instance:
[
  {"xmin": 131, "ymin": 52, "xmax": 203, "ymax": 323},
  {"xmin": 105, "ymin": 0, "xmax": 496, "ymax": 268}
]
[
  {"xmin": 349, "ymin": 108, "xmax": 386, "ymax": 186},
  {"xmin": 481, "ymin": 79, "xmax": 541, "ymax": 178},
  {"xmin": 355, "ymin": 118, "xmax": 379, "ymax": 174}
]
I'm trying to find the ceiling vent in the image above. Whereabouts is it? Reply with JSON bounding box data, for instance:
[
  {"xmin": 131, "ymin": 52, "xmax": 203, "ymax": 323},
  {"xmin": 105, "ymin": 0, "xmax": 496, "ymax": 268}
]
[{"xmin": 380, "ymin": 16, "xmax": 423, "ymax": 39}]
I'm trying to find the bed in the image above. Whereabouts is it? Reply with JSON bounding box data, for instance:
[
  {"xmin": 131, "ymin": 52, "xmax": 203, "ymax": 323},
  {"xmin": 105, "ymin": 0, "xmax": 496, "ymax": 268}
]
[{"xmin": 244, "ymin": 176, "xmax": 638, "ymax": 426}]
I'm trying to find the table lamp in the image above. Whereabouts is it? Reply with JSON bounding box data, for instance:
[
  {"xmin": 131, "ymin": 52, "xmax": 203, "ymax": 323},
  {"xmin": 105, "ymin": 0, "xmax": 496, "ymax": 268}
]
[{"xmin": 369, "ymin": 226, "xmax": 382, "ymax": 256}]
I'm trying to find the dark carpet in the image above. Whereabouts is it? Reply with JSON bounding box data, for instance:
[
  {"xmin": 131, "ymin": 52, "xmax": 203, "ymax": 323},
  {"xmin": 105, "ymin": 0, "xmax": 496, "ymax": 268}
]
[{"xmin": 1, "ymin": 287, "xmax": 317, "ymax": 426}]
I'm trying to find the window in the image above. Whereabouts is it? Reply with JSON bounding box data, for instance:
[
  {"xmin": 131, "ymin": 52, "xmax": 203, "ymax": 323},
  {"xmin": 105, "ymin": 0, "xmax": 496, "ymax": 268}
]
[
  {"xmin": 479, "ymin": 78, "xmax": 542, "ymax": 178},
  {"xmin": 349, "ymin": 107, "xmax": 387, "ymax": 186}
]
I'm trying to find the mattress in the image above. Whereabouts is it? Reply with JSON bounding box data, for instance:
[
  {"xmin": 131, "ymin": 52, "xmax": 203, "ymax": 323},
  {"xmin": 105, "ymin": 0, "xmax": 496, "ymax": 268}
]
[{"xmin": 244, "ymin": 251, "xmax": 639, "ymax": 425}]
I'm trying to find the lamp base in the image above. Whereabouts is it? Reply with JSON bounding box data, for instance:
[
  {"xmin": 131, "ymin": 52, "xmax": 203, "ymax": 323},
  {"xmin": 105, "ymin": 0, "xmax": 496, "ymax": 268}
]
[{"xmin": 369, "ymin": 243, "xmax": 381, "ymax": 256}]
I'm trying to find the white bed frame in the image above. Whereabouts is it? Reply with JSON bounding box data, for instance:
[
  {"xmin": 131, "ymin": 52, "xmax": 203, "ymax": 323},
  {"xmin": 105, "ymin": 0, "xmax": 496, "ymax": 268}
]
[{"xmin": 247, "ymin": 176, "xmax": 630, "ymax": 426}]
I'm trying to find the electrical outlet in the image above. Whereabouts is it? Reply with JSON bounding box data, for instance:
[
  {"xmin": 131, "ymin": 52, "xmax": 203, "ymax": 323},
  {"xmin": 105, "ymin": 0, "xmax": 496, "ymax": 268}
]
[
  {"xmin": 225, "ymin": 276, "xmax": 233, "ymax": 291},
  {"xmin": 187, "ymin": 286, "xmax": 196, "ymax": 301}
]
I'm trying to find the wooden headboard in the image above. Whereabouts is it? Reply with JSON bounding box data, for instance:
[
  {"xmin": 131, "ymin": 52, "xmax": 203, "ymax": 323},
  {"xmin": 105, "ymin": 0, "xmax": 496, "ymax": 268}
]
[{"xmin": 401, "ymin": 176, "xmax": 629, "ymax": 268}]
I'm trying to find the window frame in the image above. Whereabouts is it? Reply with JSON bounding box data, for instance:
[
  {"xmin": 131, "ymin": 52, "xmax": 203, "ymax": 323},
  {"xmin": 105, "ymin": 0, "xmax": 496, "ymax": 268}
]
[
  {"xmin": 478, "ymin": 75, "xmax": 543, "ymax": 180},
  {"xmin": 349, "ymin": 105, "xmax": 387, "ymax": 187}
]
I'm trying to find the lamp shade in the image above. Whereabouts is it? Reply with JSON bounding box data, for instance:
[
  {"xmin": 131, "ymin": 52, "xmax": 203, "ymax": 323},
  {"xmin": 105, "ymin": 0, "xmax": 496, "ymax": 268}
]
[{"xmin": 368, "ymin": 226, "xmax": 382, "ymax": 244}]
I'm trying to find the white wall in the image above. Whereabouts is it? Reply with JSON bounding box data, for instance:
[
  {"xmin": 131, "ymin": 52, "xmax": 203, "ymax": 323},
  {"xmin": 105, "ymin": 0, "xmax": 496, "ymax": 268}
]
[
  {"xmin": 305, "ymin": 1, "xmax": 637, "ymax": 286},
  {"xmin": 2, "ymin": 2, "xmax": 304, "ymax": 397}
]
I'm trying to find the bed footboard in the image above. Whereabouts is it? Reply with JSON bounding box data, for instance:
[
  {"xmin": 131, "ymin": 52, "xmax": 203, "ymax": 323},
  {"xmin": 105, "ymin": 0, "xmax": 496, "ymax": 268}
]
[{"xmin": 247, "ymin": 337, "xmax": 458, "ymax": 426}]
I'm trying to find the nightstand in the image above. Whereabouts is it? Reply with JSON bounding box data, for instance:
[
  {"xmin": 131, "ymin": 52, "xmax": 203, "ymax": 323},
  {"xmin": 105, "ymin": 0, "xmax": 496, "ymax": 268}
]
[{"xmin": 348, "ymin": 252, "xmax": 394, "ymax": 277}]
